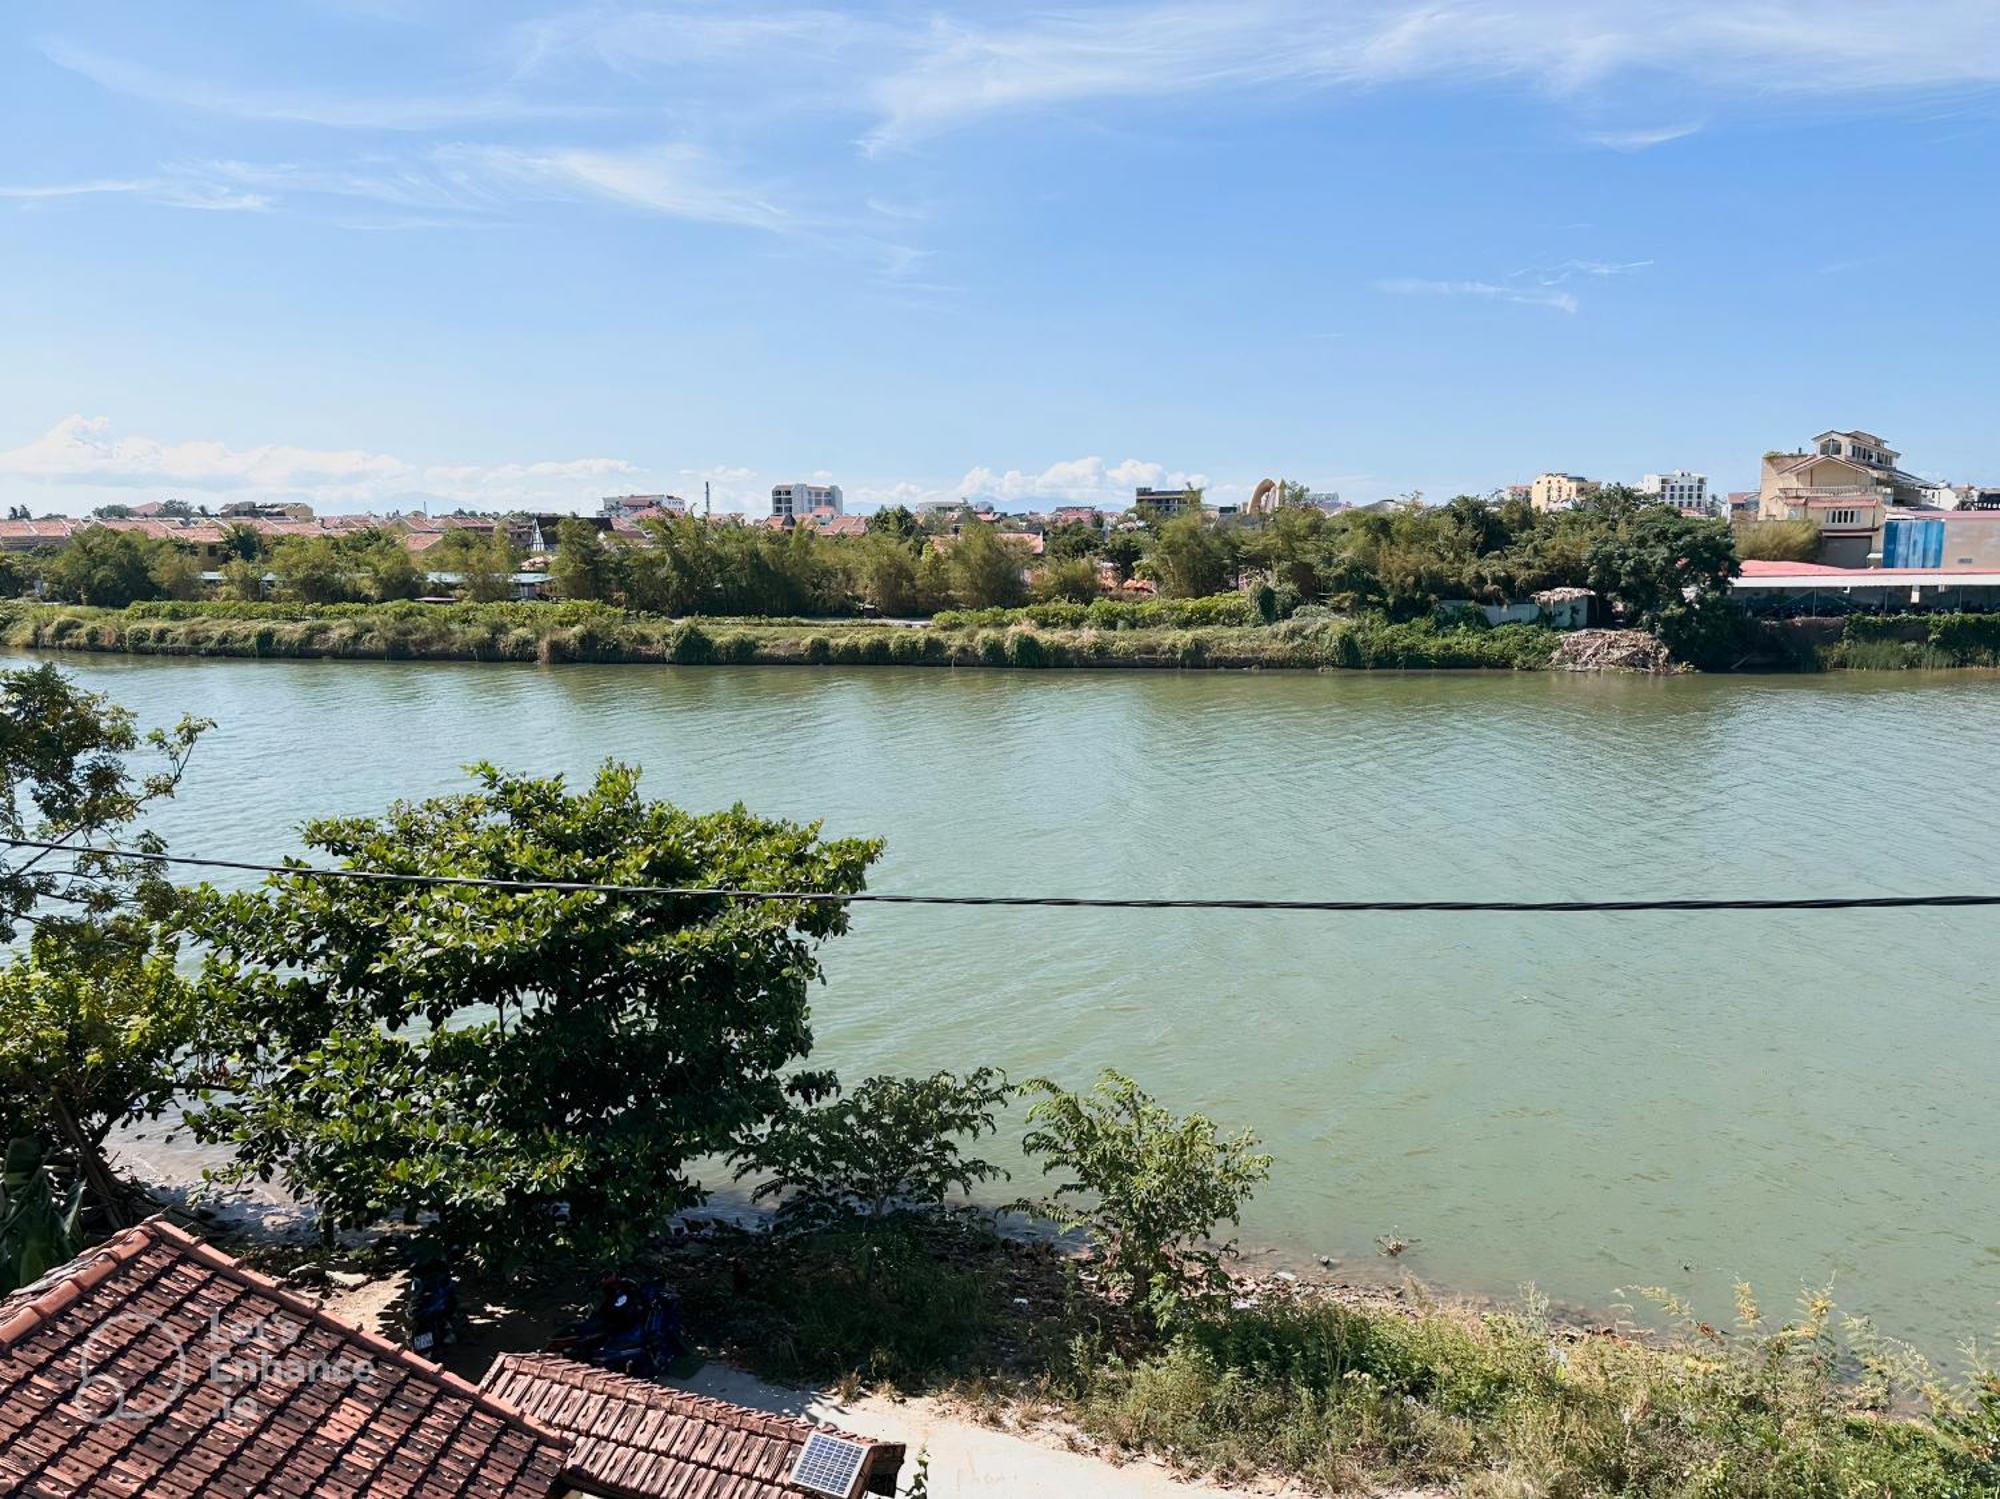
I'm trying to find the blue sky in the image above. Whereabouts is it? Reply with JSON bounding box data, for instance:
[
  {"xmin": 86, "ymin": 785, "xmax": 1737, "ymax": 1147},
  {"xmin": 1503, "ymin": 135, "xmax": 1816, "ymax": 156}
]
[{"xmin": 2, "ymin": 1, "xmax": 1996, "ymax": 515}]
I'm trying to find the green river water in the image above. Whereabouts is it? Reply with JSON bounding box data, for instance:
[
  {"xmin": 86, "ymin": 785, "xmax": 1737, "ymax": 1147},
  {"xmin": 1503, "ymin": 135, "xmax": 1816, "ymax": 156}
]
[{"xmin": 25, "ymin": 652, "xmax": 2000, "ymax": 1352}]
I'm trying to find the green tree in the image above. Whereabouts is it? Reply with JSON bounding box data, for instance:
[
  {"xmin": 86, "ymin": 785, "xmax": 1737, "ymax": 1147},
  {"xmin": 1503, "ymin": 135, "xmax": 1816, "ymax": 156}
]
[
  {"xmin": 1587, "ymin": 507, "xmax": 1743, "ymax": 665},
  {"xmin": 857, "ymin": 534, "xmax": 925, "ymax": 616},
  {"xmin": 0, "ymin": 664, "xmax": 207, "ymax": 941},
  {"xmin": 457, "ymin": 526, "xmax": 521, "ymax": 603},
  {"xmin": 43, "ymin": 526, "xmax": 164, "ymax": 607},
  {"xmin": 1736, "ymin": 519, "xmax": 1821, "ymax": 563},
  {"xmin": 217, "ymin": 558, "xmax": 265, "ymax": 601},
  {"xmin": 220, "ymin": 522, "xmax": 264, "ymax": 562},
  {"xmin": 733, "ymin": 1068, "xmax": 1014, "ymax": 1232},
  {"xmin": 267, "ymin": 535, "xmax": 354, "ymax": 603},
  {"xmin": 184, "ymin": 763, "xmax": 881, "ymax": 1267},
  {"xmin": 1019, "ymin": 1070, "xmax": 1272, "ymax": 1319},
  {"xmin": 1, "ymin": 1137, "xmax": 84, "ymax": 1294},
  {"xmin": 1033, "ymin": 556, "xmax": 1100, "ymax": 604},
  {"xmin": 865, "ymin": 505, "xmax": 922, "ymax": 543},
  {"xmin": 148, "ymin": 545, "xmax": 205, "ymax": 601},
  {"xmin": 1100, "ymin": 532, "xmax": 1144, "ymax": 584},
  {"xmin": 0, "ymin": 925, "xmax": 200, "ymax": 1228},
  {"xmin": 360, "ymin": 536, "xmax": 424, "ymax": 602},
  {"xmin": 549, "ymin": 516, "xmax": 615, "ymax": 602},
  {"xmin": 1045, "ymin": 522, "xmax": 1103, "ymax": 561},
  {"xmin": 1145, "ymin": 515, "xmax": 1234, "ymax": 598},
  {"xmin": 948, "ymin": 524, "xmax": 1029, "ymax": 609}
]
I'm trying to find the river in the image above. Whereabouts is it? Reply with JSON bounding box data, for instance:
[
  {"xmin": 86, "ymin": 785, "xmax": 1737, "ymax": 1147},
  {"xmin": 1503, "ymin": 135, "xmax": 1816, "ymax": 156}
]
[{"xmin": 21, "ymin": 651, "xmax": 2000, "ymax": 1353}]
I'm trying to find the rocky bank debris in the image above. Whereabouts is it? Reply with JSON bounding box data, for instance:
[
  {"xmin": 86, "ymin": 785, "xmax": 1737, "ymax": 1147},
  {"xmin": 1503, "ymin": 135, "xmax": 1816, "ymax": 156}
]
[{"xmin": 1549, "ymin": 628, "xmax": 1679, "ymax": 673}]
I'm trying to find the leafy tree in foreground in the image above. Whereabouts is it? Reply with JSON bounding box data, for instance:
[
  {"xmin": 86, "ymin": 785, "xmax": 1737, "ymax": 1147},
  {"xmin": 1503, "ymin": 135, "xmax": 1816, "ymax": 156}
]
[
  {"xmin": 0, "ymin": 924, "xmax": 200, "ymax": 1227},
  {"xmin": 733, "ymin": 1068, "xmax": 1014, "ymax": 1232},
  {"xmin": 183, "ymin": 762, "xmax": 880, "ymax": 1267},
  {"xmin": 0, "ymin": 664, "xmax": 208, "ymax": 942},
  {"xmin": 1020, "ymin": 1069, "xmax": 1271, "ymax": 1321}
]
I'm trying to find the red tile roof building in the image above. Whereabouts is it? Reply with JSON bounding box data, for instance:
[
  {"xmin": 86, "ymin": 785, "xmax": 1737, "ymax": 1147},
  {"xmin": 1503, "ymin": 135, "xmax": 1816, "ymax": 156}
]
[
  {"xmin": 0, "ymin": 1220, "xmax": 591, "ymax": 1498},
  {"xmin": 0, "ymin": 1220, "xmax": 905, "ymax": 1499},
  {"xmin": 483, "ymin": 1354, "xmax": 904, "ymax": 1499}
]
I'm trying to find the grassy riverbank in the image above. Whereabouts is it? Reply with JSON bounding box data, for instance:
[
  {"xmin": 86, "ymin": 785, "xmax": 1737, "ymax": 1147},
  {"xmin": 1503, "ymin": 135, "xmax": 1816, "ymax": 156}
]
[
  {"xmin": 12, "ymin": 599, "xmax": 2000, "ymax": 673},
  {"xmin": 0, "ymin": 598, "xmax": 1562, "ymax": 671},
  {"xmin": 252, "ymin": 1212, "xmax": 2000, "ymax": 1498}
]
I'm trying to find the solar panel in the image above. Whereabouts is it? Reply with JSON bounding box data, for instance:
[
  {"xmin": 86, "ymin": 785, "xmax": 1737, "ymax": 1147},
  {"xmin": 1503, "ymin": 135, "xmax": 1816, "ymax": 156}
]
[{"xmin": 789, "ymin": 1431, "xmax": 871, "ymax": 1499}]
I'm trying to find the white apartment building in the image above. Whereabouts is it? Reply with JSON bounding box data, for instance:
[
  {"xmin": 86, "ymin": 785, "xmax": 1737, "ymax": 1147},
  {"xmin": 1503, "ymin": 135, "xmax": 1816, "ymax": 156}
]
[
  {"xmin": 1641, "ymin": 471, "xmax": 1710, "ymax": 511},
  {"xmin": 771, "ymin": 483, "xmax": 844, "ymax": 520}
]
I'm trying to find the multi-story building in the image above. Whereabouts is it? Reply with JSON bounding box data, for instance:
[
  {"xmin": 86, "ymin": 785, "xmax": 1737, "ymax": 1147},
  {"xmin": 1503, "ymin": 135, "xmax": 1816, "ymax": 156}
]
[
  {"xmin": 600, "ymin": 493, "xmax": 686, "ymax": 519},
  {"xmin": 771, "ymin": 482, "xmax": 843, "ymax": 520},
  {"xmin": 1641, "ymin": 471, "xmax": 1710, "ymax": 512},
  {"xmin": 1133, "ymin": 486, "xmax": 1198, "ymax": 517},
  {"xmin": 1758, "ymin": 428, "xmax": 1931, "ymax": 565},
  {"xmin": 1530, "ymin": 473, "xmax": 1599, "ymax": 512}
]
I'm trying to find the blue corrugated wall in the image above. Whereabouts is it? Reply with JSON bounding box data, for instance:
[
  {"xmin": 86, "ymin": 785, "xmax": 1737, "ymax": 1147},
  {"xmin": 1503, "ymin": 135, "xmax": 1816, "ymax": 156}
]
[{"xmin": 1882, "ymin": 518, "xmax": 1945, "ymax": 569}]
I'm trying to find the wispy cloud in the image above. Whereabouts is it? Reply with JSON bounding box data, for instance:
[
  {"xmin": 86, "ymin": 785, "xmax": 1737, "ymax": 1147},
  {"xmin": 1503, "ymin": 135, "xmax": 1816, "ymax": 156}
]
[
  {"xmin": 0, "ymin": 145, "xmax": 803, "ymax": 235},
  {"xmin": 1378, "ymin": 278, "xmax": 1579, "ymax": 314},
  {"xmin": 442, "ymin": 143, "xmax": 793, "ymax": 231},
  {"xmin": 0, "ymin": 175, "xmax": 271, "ymax": 212},
  {"xmin": 859, "ymin": 0, "xmax": 2000, "ymax": 147},
  {"xmin": 42, "ymin": 38, "xmax": 591, "ymax": 131},
  {"xmin": 1585, "ymin": 122, "xmax": 1704, "ymax": 151},
  {"xmin": 0, "ymin": 415, "xmax": 636, "ymax": 509}
]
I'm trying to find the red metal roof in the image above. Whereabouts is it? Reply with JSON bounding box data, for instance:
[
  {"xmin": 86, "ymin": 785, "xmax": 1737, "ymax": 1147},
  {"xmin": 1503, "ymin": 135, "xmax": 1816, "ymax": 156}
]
[
  {"xmin": 481, "ymin": 1353, "xmax": 904, "ymax": 1499},
  {"xmin": 0, "ymin": 1218, "xmax": 589, "ymax": 1499},
  {"xmin": 1736, "ymin": 559, "xmax": 1999, "ymax": 579}
]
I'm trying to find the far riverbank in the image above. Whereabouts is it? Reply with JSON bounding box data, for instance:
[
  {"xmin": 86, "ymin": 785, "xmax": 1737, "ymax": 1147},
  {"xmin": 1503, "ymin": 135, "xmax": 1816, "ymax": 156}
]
[{"xmin": 14, "ymin": 596, "xmax": 2000, "ymax": 672}]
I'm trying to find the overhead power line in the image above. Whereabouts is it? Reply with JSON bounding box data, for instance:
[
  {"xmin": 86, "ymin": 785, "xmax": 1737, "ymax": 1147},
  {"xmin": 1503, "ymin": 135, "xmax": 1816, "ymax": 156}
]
[{"xmin": 4, "ymin": 836, "xmax": 1997, "ymax": 915}]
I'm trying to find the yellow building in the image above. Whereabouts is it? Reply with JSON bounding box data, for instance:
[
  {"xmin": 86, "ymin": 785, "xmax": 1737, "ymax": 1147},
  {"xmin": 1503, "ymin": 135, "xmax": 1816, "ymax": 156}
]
[{"xmin": 1530, "ymin": 473, "xmax": 1598, "ymax": 512}]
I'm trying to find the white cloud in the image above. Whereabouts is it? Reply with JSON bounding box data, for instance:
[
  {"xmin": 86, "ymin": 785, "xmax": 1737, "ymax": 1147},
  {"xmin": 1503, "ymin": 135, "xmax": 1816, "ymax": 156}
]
[
  {"xmin": 1378, "ymin": 278, "xmax": 1579, "ymax": 314},
  {"xmin": 951, "ymin": 456, "xmax": 1208, "ymax": 506},
  {"xmin": 861, "ymin": 0, "xmax": 2000, "ymax": 147},
  {"xmin": 0, "ymin": 415, "xmax": 637, "ymax": 510},
  {"xmin": 0, "ymin": 176, "xmax": 271, "ymax": 212},
  {"xmin": 42, "ymin": 39, "xmax": 589, "ymax": 131},
  {"xmin": 1585, "ymin": 122, "xmax": 1704, "ymax": 150},
  {"xmin": 443, "ymin": 142, "xmax": 793, "ymax": 231}
]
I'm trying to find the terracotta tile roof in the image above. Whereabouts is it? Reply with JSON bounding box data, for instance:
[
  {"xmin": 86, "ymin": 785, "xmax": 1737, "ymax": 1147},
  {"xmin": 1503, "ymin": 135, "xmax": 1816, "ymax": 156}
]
[
  {"xmin": 481, "ymin": 1354, "xmax": 905, "ymax": 1499},
  {"xmin": 0, "ymin": 1218, "xmax": 592, "ymax": 1499}
]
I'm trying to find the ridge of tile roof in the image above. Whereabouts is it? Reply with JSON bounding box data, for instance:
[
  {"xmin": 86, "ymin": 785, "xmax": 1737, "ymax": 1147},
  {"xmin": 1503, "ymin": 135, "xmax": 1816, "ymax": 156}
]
[{"xmin": 481, "ymin": 1351, "xmax": 905, "ymax": 1499}]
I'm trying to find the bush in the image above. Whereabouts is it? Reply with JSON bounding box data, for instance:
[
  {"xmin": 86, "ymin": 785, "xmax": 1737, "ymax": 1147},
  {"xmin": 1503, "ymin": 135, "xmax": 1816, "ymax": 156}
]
[
  {"xmin": 667, "ymin": 621, "xmax": 715, "ymax": 664},
  {"xmin": 732, "ymin": 1069, "xmax": 1014, "ymax": 1232},
  {"xmin": 934, "ymin": 593, "xmax": 1262, "ymax": 632},
  {"xmin": 1019, "ymin": 1071, "xmax": 1272, "ymax": 1323}
]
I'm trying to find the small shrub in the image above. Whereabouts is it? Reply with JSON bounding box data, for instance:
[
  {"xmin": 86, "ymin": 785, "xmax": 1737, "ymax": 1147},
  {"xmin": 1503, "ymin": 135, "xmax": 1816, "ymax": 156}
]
[
  {"xmin": 667, "ymin": 621, "xmax": 715, "ymax": 664},
  {"xmin": 1019, "ymin": 1070, "xmax": 1272, "ymax": 1323},
  {"xmin": 733, "ymin": 1069, "xmax": 1014, "ymax": 1232}
]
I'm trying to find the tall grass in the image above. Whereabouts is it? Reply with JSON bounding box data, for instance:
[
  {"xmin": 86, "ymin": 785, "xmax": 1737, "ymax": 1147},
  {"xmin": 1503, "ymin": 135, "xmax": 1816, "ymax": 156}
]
[{"xmin": 1057, "ymin": 1287, "xmax": 2000, "ymax": 1496}]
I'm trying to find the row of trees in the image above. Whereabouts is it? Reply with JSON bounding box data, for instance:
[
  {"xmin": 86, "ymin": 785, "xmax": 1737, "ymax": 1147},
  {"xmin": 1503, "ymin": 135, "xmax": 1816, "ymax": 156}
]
[
  {"xmin": 9, "ymin": 491, "xmax": 1751, "ymax": 659},
  {"xmin": 549, "ymin": 513, "xmax": 1040, "ymax": 616},
  {"xmin": 1, "ymin": 666, "xmax": 1269, "ymax": 1314},
  {"xmin": 12, "ymin": 523, "xmax": 526, "ymax": 610}
]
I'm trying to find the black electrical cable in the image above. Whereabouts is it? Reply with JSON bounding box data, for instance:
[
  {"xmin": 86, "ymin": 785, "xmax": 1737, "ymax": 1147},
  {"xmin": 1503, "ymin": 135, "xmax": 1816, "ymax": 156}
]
[{"xmin": 3, "ymin": 836, "xmax": 1995, "ymax": 914}]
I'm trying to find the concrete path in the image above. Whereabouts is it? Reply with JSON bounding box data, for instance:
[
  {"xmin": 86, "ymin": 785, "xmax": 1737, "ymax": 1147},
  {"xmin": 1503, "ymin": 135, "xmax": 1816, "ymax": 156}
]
[{"xmin": 680, "ymin": 1364, "xmax": 1272, "ymax": 1497}]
